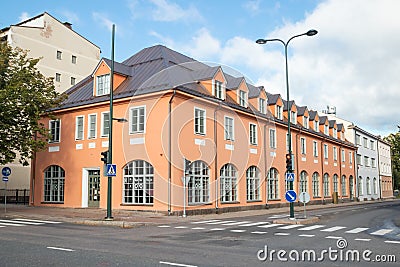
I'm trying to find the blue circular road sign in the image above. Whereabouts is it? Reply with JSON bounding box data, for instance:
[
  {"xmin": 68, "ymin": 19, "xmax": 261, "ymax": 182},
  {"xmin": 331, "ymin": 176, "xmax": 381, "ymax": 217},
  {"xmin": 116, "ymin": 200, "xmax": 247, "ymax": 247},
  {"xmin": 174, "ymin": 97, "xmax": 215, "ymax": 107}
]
[
  {"xmin": 285, "ymin": 190, "xmax": 297, "ymax": 203},
  {"xmin": 2, "ymin": 167, "xmax": 11, "ymax": 177}
]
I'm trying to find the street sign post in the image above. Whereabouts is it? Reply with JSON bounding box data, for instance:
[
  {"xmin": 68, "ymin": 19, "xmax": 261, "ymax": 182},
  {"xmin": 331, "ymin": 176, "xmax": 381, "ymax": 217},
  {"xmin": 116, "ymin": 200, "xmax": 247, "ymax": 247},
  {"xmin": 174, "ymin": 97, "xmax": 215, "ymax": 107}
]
[
  {"xmin": 106, "ymin": 164, "xmax": 117, "ymax": 177},
  {"xmin": 299, "ymin": 192, "xmax": 311, "ymax": 218},
  {"xmin": 1, "ymin": 167, "xmax": 11, "ymax": 213},
  {"xmin": 285, "ymin": 190, "xmax": 297, "ymax": 203}
]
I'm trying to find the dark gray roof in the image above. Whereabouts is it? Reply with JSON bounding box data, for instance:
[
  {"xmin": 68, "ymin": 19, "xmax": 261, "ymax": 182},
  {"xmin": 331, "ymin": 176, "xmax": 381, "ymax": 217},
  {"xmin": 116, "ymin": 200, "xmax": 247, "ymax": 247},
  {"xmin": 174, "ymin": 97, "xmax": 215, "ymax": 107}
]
[
  {"xmin": 308, "ymin": 110, "xmax": 318, "ymax": 121},
  {"xmin": 283, "ymin": 100, "xmax": 295, "ymax": 111},
  {"xmin": 329, "ymin": 120, "xmax": 336, "ymax": 128},
  {"xmin": 102, "ymin": 58, "xmax": 131, "ymax": 76},
  {"xmin": 266, "ymin": 93, "xmax": 281, "ymax": 105},
  {"xmin": 319, "ymin": 116, "xmax": 328, "ymax": 124},
  {"xmin": 248, "ymin": 84, "xmax": 261, "ymax": 98},
  {"xmin": 297, "ymin": 106, "xmax": 307, "ymax": 116},
  {"xmin": 337, "ymin": 123, "xmax": 344, "ymax": 131},
  {"xmin": 226, "ymin": 76, "xmax": 243, "ymax": 90}
]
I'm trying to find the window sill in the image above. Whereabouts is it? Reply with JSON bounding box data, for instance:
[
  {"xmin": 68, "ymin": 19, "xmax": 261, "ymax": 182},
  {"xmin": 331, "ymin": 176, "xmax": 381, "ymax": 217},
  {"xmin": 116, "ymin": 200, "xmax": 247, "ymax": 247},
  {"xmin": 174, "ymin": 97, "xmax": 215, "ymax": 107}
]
[
  {"xmin": 120, "ymin": 203, "xmax": 153, "ymax": 206},
  {"xmin": 267, "ymin": 199, "xmax": 281, "ymax": 201},
  {"xmin": 41, "ymin": 201, "xmax": 64, "ymax": 204},
  {"xmin": 220, "ymin": 201, "xmax": 240, "ymax": 204},
  {"xmin": 189, "ymin": 202, "xmax": 212, "ymax": 206},
  {"xmin": 246, "ymin": 199, "xmax": 262, "ymax": 203}
]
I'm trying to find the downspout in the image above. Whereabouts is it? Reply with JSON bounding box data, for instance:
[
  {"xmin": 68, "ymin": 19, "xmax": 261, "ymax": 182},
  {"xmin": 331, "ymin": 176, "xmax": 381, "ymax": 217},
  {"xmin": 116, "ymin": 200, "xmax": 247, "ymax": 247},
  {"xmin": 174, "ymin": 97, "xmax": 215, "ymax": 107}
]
[
  {"xmin": 320, "ymin": 138, "xmax": 325, "ymax": 204},
  {"xmin": 168, "ymin": 90, "xmax": 176, "ymax": 215},
  {"xmin": 264, "ymin": 123, "xmax": 268, "ymax": 208},
  {"xmin": 339, "ymin": 145, "xmax": 343, "ymax": 202},
  {"xmin": 295, "ymin": 127, "xmax": 303, "ymax": 194},
  {"xmin": 214, "ymin": 101, "xmax": 222, "ymax": 212},
  {"xmin": 376, "ymin": 141, "xmax": 382, "ymax": 200}
]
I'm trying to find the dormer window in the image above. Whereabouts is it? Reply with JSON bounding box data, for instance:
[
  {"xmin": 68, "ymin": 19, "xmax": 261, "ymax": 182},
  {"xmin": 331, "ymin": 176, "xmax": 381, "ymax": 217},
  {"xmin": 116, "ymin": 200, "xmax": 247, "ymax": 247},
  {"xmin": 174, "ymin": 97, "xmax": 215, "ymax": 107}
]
[
  {"xmin": 239, "ymin": 90, "xmax": 247, "ymax": 107},
  {"xmin": 303, "ymin": 116, "xmax": 309, "ymax": 129},
  {"xmin": 276, "ymin": 106, "xmax": 283, "ymax": 120},
  {"xmin": 213, "ymin": 80, "xmax": 225, "ymax": 100},
  {"xmin": 314, "ymin": 120, "xmax": 319, "ymax": 132},
  {"xmin": 333, "ymin": 128, "xmax": 337, "ymax": 138},
  {"xmin": 96, "ymin": 74, "xmax": 110, "ymax": 96},
  {"xmin": 324, "ymin": 125, "xmax": 329, "ymax": 135},
  {"xmin": 259, "ymin": 98, "xmax": 266, "ymax": 114},
  {"xmin": 290, "ymin": 111, "xmax": 297, "ymax": 124}
]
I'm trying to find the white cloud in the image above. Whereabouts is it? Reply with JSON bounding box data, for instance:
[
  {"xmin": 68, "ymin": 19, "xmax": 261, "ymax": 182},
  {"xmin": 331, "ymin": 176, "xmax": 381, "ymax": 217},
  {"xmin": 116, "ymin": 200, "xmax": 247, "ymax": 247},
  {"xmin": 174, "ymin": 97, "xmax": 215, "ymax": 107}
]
[
  {"xmin": 149, "ymin": 0, "xmax": 203, "ymax": 22},
  {"xmin": 243, "ymin": 0, "xmax": 261, "ymax": 15},
  {"xmin": 19, "ymin": 12, "xmax": 30, "ymax": 22},
  {"xmin": 92, "ymin": 12, "xmax": 115, "ymax": 32}
]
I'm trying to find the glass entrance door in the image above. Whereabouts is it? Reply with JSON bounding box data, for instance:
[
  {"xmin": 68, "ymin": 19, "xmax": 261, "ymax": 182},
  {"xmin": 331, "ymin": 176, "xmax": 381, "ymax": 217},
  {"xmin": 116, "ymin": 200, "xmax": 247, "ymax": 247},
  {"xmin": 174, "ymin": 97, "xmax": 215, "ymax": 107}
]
[{"xmin": 88, "ymin": 170, "xmax": 100, "ymax": 207}]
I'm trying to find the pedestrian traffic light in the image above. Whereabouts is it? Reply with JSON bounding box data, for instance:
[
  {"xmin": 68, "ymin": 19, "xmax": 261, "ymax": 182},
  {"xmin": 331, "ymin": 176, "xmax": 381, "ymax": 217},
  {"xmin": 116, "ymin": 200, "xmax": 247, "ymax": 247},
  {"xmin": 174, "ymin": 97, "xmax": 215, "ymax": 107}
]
[
  {"xmin": 286, "ymin": 153, "xmax": 292, "ymax": 172},
  {"xmin": 101, "ymin": 150, "xmax": 108, "ymax": 164}
]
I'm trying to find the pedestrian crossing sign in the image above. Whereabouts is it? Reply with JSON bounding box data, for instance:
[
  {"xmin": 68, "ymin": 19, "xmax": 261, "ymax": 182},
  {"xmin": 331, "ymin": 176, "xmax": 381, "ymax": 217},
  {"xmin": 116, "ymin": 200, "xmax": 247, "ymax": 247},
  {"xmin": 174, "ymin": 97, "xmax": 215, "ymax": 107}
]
[{"xmin": 106, "ymin": 164, "xmax": 117, "ymax": 177}]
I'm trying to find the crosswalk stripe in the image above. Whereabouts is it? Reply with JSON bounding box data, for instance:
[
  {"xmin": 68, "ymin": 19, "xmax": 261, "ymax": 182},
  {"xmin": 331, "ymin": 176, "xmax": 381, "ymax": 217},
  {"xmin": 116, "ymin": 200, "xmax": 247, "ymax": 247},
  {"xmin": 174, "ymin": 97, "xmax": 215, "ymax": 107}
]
[
  {"xmin": 299, "ymin": 234, "xmax": 315, "ymax": 237},
  {"xmin": 384, "ymin": 240, "xmax": 400, "ymax": 244},
  {"xmin": 230, "ymin": 229, "xmax": 246, "ymax": 233},
  {"xmin": 325, "ymin": 236, "xmax": 343, "ymax": 239},
  {"xmin": 251, "ymin": 231, "xmax": 267, "ymax": 234},
  {"xmin": 258, "ymin": 223, "xmax": 283, "ymax": 229},
  {"xmin": 0, "ymin": 219, "xmax": 43, "ymax": 225},
  {"xmin": 12, "ymin": 218, "xmax": 62, "ymax": 224},
  {"xmin": 210, "ymin": 228, "xmax": 225, "ymax": 231},
  {"xmin": 298, "ymin": 225, "xmax": 325, "ymax": 231},
  {"xmin": 278, "ymin": 224, "xmax": 304, "ymax": 230},
  {"xmin": 321, "ymin": 226, "xmax": 346, "ymax": 232},
  {"xmin": 355, "ymin": 238, "xmax": 371, "ymax": 242},
  {"xmin": 370, "ymin": 229, "xmax": 393, "ymax": 236},
  {"xmin": 174, "ymin": 226, "xmax": 188, "ymax": 229},
  {"xmin": 191, "ymin": 219, "xmax": 220, "ymax": 224},
  {"xmin": 237, "ymin": 222, "xmax": 269, "ymax": 227},
  {"xmin": 221, "ymin": 221, "xmax": 251, "ymax": 226},
  {"xmin": 206, "ymin": 220, "xmax": 235, "ymax": 225},
  {"xmin": 275, "ymin": 233, "xmax": 290, "ymax": 236},
  {"xmin": 346, "ymin": 227, "xmax": 369, "ymax": 234},
  {"xmin": 158, "ymin": 225, "xmax": 171, "ymax": 228},
  {"xmin": 191, "ymin": 227, "xmax": 205, "ymax": 230},
  {"xmin": 0, "ymin": 222, "xmax": 24, "ymax": 227}
]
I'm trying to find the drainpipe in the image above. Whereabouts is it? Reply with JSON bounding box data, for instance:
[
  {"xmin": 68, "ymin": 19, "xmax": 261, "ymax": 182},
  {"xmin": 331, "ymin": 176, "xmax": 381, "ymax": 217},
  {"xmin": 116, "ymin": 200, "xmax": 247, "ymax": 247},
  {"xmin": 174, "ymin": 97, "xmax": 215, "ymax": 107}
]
[
  {"xmin": 214, "ymin": 101, "xmax": 222, "ymax": 212},
  {"xmin": 168, "ymin": 90, "xmax": 176, "ymax": 215},
  {"xmin": 376, "ymin": 141, "xmax": 382, "ymax": 200},
  {"xmin": 320, "ymin": 138, "xmax": 325, "ymax": 204},
  {"xmin": 295, "ymin": 127, "xmax": 303, "ymax": 194},
  {"xmin": 339, "ymin": 145, "xmax": 343, "ymax": 202},
  {"xmin": 264, "ymin": 123, "xmax": 268, "ymax": 208}
]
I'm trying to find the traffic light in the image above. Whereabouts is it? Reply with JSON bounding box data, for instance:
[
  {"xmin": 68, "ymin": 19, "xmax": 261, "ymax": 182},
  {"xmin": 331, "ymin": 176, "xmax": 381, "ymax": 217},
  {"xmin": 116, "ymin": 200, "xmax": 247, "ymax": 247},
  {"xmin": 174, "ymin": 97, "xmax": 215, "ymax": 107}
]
[
  {"xmin": 286, "ymin": 153, "xmax": 292, "ymax": 172},
  {"xmin": 101, "ymin": 150, "xmax": 109, "ymax": 164}
]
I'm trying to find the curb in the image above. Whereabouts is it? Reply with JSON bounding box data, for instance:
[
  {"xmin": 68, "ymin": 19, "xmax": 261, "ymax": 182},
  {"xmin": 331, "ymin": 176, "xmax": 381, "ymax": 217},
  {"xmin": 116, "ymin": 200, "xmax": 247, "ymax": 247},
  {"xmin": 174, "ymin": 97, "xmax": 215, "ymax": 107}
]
[{"xmin": 273, "ymin": 217, "xmax": 319, "ymax": 225}]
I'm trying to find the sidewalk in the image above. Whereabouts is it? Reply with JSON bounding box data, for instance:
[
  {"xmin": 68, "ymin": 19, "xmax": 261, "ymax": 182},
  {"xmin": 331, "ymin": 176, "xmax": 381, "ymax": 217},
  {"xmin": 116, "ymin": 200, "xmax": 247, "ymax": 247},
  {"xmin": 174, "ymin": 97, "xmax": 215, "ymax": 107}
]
[{"xmin": 0, "ymin": 198, "xmax": 398, "ymax": 228}]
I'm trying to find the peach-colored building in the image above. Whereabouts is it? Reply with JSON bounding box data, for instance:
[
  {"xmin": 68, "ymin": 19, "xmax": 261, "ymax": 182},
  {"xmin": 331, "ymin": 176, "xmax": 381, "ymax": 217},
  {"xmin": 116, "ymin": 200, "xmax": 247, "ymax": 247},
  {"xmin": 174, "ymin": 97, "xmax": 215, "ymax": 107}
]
[{"xmin": 31, "ymin": 45, "xmax": 357, "ymax": 214}]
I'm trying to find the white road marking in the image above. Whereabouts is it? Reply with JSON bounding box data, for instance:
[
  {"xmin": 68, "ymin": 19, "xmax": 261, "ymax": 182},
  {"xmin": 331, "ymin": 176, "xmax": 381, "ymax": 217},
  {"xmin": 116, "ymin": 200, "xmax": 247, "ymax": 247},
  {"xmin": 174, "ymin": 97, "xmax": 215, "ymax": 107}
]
[
  {"xmin": 159, "ymin": 261, "xmax": 197, "ymax": 267},
  {"xmin": 191, "ymin": 220, "xmax": 220, "ymax": 224},
  {"xmin": 258, "ymin": 223, "xmax": 283, "ymax": 229},
  {"xmin": 13, "ymin": 218, "xmax": 62, "ymax": 224},
  {"xmin": 0, "ymin": 222, "xmax": 24, "ymax": 227},
  {"xmin": 47, "ymin": 246, "xmax": 75, "ymax": 252},
  {"xmin": 237, "ymin": 222, "xmax": 268, "ymax": 227},
  {"xmin": 345, "ymin": 227, "xmax": 369, "ymax": 234},
  {"xmin": 268, "ymin": 214, "xmax": 288, "ymax": 219},
  {"xmin": 278, "ymin": 224, "xmax": 304, "ymax": 230},
  {"xmin": 174, "ymin": 226, "xmax": 188, "ymax": 229},
  {"xmin": 0, "ymin": 226, "xmax": 5, "ymax": 228},
  {"xmin": 207, "ymin": 220, "xmax": 235, "ymax": 225},
  {"xmin": 298, "ymin": 225, "xmax": 325, "ymax": 231},
  {"xmin": 158, "ymin": 225, "xmax": 171, "ymax": 228},
  {"xmin": 355, "ymin": 238, "xmax": 371, "ymax": 242},
  {"xmin": 251, "ymin": 231, "xmax": 267, "ymax": 234},
  {"xmin": 321, "ymin": 226, "xmax": 346, "ymax": 232},
  {"xmin": 2, "ymin": 219, "xmax": 43, "ymax": 225},
  {"xmin": 325, "ymin": 236, "xmax": 343, "ymax": 240},
  {"xmin": 230, "ymin": 229, "xmax": 246, "ymax": 233},
  {"xmin": 299, "ymin": 234, "xmax": 315, "ymax": 237},
  {"xmin": 370, "ymin": 229, "xmax": 393, "ymax": 236},
  {"xmin": 210, "ymin": 228, "xmax": 225, "ymax": 231},
  {"xmin": 191, "ymin": 227, "xmax": 205, "ymax": 230},
  {"xmin": 275, "ymin": 233, "xmax": 290, "ymax": 236},
  {"xmin": 221, "ymin": 221, "xmax": 251, "ymax": 226},
  {"xmin": 384, "ymin": 240, "xmax": 400, "ymax": 244}
]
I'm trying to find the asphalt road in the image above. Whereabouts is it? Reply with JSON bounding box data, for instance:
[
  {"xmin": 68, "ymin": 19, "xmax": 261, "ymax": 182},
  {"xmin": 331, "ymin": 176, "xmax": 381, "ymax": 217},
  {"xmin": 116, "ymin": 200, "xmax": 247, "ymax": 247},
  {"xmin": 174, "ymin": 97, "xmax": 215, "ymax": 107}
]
[{"xmin": 0, "ymin": 201, "xmax": 399, "ymax": 267}]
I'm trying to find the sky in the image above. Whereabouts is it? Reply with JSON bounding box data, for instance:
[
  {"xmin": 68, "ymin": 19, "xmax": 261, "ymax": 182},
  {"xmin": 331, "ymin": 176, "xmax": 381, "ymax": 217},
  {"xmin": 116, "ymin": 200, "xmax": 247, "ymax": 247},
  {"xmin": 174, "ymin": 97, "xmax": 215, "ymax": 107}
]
[{"xmin": 2, "ymin": 0, "xmax": 400, "ymax": 137}]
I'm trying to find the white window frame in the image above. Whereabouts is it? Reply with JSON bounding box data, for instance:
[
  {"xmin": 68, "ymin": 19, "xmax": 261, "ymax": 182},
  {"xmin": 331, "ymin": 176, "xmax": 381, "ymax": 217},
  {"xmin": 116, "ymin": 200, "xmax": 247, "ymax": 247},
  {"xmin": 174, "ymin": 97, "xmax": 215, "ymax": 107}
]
[
  {"xmin": 312, "ymin": 172, "xmax": 320, "ymax": 197},
  {"xmin": 363, "ymin": 137, "xmax": 368, "ymax": 148},
  {"xmin": 314, "ymin": 120, "xmax": 319, "ymax": 132},
  {"xmin": 269, "ymin": 129, "xmax": 276, "ymax": 149},
  {"xmin": 55, "ymin": 73, "xmax": 61, "ymax": 82},
  {"xmin": 333, "ymin": 146, "xmax": 337, "ymax": 161},
  {"xmin": 246, "ymin": 166, "xmax": 260, "ymax": 201},
  {"xmin": 267, "ymin": 168, "xmax": 279, "ymax": 200},
  {"xmin": 300, "ymin": 137, "xmax": 306, "ymax": 155},
  {"xmin": 333, "ymin": 128, "xmax": 337, "ymax": 138},
  {"xmin": 224, "ymin": 116, "xmax": 234, "ymax": 141},
  {"xmin": 249, "ymin": 123, "xmax": 258, "ymax": 145},
  {"xmin": 56, "ymin": 50, "xmax": 62, "ymax": 60},
  {"xmin": 239, "ymin": 90, "xmax": 247, "ymax": 107},
  {"xmin": 101, "ymin": 111, "xmax": 110, "ymax": 137},
  {"xmin": 188, "ymin": 161, "xmax": 210, "ymax": 204},
  {"xmin": 96, "ymin": 74, "xmax": 110, "ymax": 96},
  {"xmin": 355, "ymin": 134, "xmax": 361, "ymax": 145},
  {"xmin": 49, "ymin": 119, "xmax": 61, "ymax": 143},
  {"xmin": 349, "ymin": 152, "xmax": 353, "ymax": 164},
  {"xmin": 299, "ymin": 171, "xmax": 308, "ymax": 193},
  {"xmin": 88, "ymin": 114, "xmax": 97, "ymax": 139},
  {"xmin": 324, "ymin": 125, "xmax": 329, "ymax": 135},
  {"xmin": 259, "ymin": 98, "xmax": 266, "ymax": 114},
  {"xmin": 290, "ymin": 111, "xmax": 297, "ymax": 124},
  {"xmin": 303, "ymin": 116, "xmax": 309, "ymax": 129},
  {"xmin": 313, "ymin": 141, "xmax": 318, "ymax": 157},
  {"xmin": 129, "ymin": 106, "xmax": 146, "ymax": 134},
  {"xmin": 324, "ymin": 144, "xmax": 328, "ymax": 159},
  {"xmin": 72, "ymin": 55, "xmax": 77, "ymax": 64},
  {"xmin": 333, "ymin": 174, "xmax": 338, "ymax": 193},
  {"xmin": 71, "ymin": 77, "xmax": 76, "ymax": 86},
  {"xmin": 213, "ymin": 80, "xmax": 225, "ymax": 100},
  {"xmin": 75, "ymin": 115, "xmax": 84, "ymax": 140},
  {"xmin": 323, "ymin": 174, "xmax": 330, "ymax": 197},
  {"xmin": 194, "ymin": 107, "xmax": 206, "ymax": 135},
  {"xmin": 220, "ymin": 164, "xmax": 237, "ymax": 202},
  {"xmin": 123, "ymin": 160, "xmax": 154, "ymax": 204},
  {"xmin": 276, "ymin": 105, "xmax": 283, "ymax": 120}
]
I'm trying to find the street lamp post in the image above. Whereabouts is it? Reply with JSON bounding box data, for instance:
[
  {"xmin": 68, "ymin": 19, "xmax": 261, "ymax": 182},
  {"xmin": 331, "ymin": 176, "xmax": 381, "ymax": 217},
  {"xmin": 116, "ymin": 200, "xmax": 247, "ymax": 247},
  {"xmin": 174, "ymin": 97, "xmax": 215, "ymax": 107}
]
[{"xmin": 256, "ymin": 29, "xmax": 318, "ymax": 219}]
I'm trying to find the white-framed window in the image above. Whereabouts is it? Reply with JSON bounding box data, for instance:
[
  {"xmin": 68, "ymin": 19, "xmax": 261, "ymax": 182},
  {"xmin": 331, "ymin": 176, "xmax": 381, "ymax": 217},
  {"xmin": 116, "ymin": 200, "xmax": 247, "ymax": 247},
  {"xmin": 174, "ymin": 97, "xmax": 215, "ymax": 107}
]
[
  {"xmin": 371, "ymin": 158, "xmax": 376, "ymax": 168},
  {"xmin": 267, "ymin": 168, "xmax": 279, "ymax": 200},
  {"xmin": 188, "ymin": 161, "xmax": 210, "ymax": 204},
  {"xmin": 286, "ymin": 133, "xmax": 293, "ymax": 152},
  {"xmin": 55, "ymin": 73, "xmax": 61, "ymax": 82},
  {"xmin": 220, "ymin": 164, "xmax": 237, "ymax": 202},
  {"xmin": 259, "ymin": 98, "xmax": 266, "ymax": 114},
  {"xmin": 366, "ymin": 177, "xmax": 371, "ymax": 195},
  {"xmin": 312, "ymin": 172, "xmax": 320, "ymax": 197},
  {"xmin": 323, "ymin": 173, "xmax": 330, "ymax": 197},
  {"xmin": 333, "ymin": 147, "xmax": 337, "ymax": 161},
  {"xmin": 71, "ymin": 55, "xmax": 77, "ymax": 64},
  {"xmin": 246, "ymin": 166, "xmax": 260, "ymax": 201},
  {"xmin": 323, "ymin": 144, "xmax": 328, "ymax": 159},
  {"xmin": 314, "ymin": 120, "xmax": 319, "ymax": 132},
  {"xmin": 224, "ymin": 116, "xmax": 234, "ymax": 141},
  {"xmin": 194, "ymin": 107, "xmax": 206, "ymax": 135},
  {"xmin": 358, "ymin": 176, "xmax": 363, "ymax": 195},
  {"xmin": 56, "ymin": 50, "xmax": 62, "ymax": 60},
  {"xmin": 300, "ymin": 137, "xmax": 306, "ymax": 154},
  {"xmin": 269, "ymin": 129, "xmax": 276, "ymax": 149},
  {"xmin": 276, "ymin": 105, "xmax": 283, "ymax": 120},
  {"xmin": 299, "ymin": 171, "xmax": 308, "ymax": 193},
  {"xmin": 341, "ymin": 175, "xmax": 347, "ymax": 196},
  {"xmin": 333, "ymin": 128, "xmax": 337, "ymax": 138},
  {"xmin": 88, "ymin": 114, "xmax": 97, "ymax": 139},
  {"xmin": 96, "ymin": 74, "xmax": 110, "ymax": 96},
  {"xmin": 44, "ymin": 165, "xmax": 65, "ymax": 202},
  {"xmin": 101, "ymin": 112, "xmax": 110, "ymax": 137},
  {"xmin": 370, "ymin": 140, "xmax": 375, "ymax": 150},
  {"xmin": 249, "ymin": 123, "xmax": 257, "ymax": 145},
  {"xmin": 123, "ymin": 160, "xmax": 154, "ymax": 204},
  {"xmin": 349, "ymin": 152, "xmax": 353, "ymax": 164},
  {"xmin": 356, "ymin": 154, "xmax": 362, "ymax": 165},
  {"xmin": 313, "ymin": 141, "xmax": 318, "ymax": 157},
  {"xmin": 373, "ymin": 177, "xmax": 377, "ymax": 194},
  {"xmin": 213, "ymin": 80, "xmax": 225, "ymax": 100},
  {"xmin": 333, "ymin": 174, "xmax": 338, "ymax": 192},
  {"xmin": 49, "ymin": 119, "xmax": 61, "ymax": 143},
  {"xmin": 130, "ymin": 106, "xmax": 146, "ymax": 134},
  {"xmin": 363, "ymin": 137, "xmax": 368, "ymax": 148},
  {"xmin": 341, "ymin": 149, "xmax": 345, "ymax": 162},
  {"xmin": 75, "ymin": 116, "xmax": 84, "ymax": 140},
  {"xmin": 239, "ymin": 90, "xmax": 247, "ymax": 107},
  {"xmin": 355, "ymin": 134, "xmax": 361, "ymax": 145},
  {"xmin": 303, "ymin": 116, "xmax": 309, "ymax": 129},
  {"xmin": 290, "ymin": 111, "xmax": 297, "ymax": 124},
  {"xmin": 324, "ymin": 125, "xmax": 329, "ymax": 135},
  {"xmin": 71, "ymin": 77, "xmax": 76, "ymax": 85},
  {"xmin": 364, "ymin": 156, "xmax": 369, "ymax": 167}
]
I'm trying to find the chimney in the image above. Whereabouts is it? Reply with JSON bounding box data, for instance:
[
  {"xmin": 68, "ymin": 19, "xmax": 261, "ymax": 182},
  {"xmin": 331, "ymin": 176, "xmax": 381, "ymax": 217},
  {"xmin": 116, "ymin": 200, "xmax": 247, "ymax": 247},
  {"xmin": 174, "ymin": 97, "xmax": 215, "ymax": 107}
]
[{"xmin": 63, "ymin": 22, "xmax": 72, "ymax": 30}]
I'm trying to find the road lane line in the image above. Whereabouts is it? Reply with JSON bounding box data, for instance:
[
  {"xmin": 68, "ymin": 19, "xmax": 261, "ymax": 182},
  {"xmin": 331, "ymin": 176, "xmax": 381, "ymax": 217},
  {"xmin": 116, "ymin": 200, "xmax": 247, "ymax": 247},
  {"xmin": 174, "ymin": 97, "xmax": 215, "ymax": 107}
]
[
  {"xmin": 221, "ymin": 221, "xmax": 251, "ymax": 226},
  {"xmin": 191, "ymin": 227, "xmax": 205, "ymax": 230},
  {"xmin": 299, "ymin": 234, "xmax": 315, "ymax": 237},
  {"xmin": 230, "ymin": 229, "xmax": 246, "ymax": 233},
  {"xmin": 298, "ymin": 225, "xmax": 325, "ymax": 231},
  {"xmin": 251, "ymin": 231, "xmax": 267, "ymax": 234},
  {"xmin": 355, "ymin": 238, "xmax": 371, "ymax": 242},
  {"xmin": 206, "ymin": 220, "xmax": 235, "ymax": 225},
  {"xmin": 191, "ymin": 220, "xmax": 220, "ymax": 224},
  {"xmin": 320, "ymin": 226, "xmax": 346, "ymax": 232},
  {"xmin": 278, "ymin": 224, "xmax": 304, "ymax": 230},
  {"xmin": 384, "ymin": 240, "xmax": 400, "ymax": 244},
  {"xmin": 325, "ymin": 236, "xmax": 343, "ymax": 240},
  {"xmin": 3, "ymin": 219, "xmax": 43, "ymax": 225},
  {"xmin": 174, "ymin": 226, "xmax": 188, "ymax": 229},
  {"xmin": 13, "ymin": 218, "xmax": 62, "ymax": 224},
  {"xmin": 370, "ymin": 229, "xmax": 393, "ymax": 236},
  {"xmin": 159, "ymin": 261, "xmax": 197, "ymax": 267},
  {"xmin": 158, "ymin": 225, "xmax": 171, "ymax": 228},
  {"xmin": 275, "ymin": 233, "xmax": 290, "ymax": 236},
  {"xmin": 47, "ymin": 246, "xmax": 75, "ymax": 252},
  {"xmin": 345, "ymin": 227, "xmax": 369, "ymax": 234},
  {"xmin": 209, "ymin": 228, "xmax": 225, "ymax": 231},
  {"xmin": 258, "ymin": 223, "xmax": 283, "ymax": 229},
  {"xmin": 0, "ymin": 222, "xmax": 24, "ymax": 227},
  {"xmin": 232, "ymin": 222, "xmax": 266, "ymax": 227}
]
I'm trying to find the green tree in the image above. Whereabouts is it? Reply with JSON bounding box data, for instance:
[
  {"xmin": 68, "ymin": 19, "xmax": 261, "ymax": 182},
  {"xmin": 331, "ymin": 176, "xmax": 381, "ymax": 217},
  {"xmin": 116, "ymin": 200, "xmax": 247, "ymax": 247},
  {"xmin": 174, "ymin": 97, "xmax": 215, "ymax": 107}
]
[
  {"xmin": 384, "ymin": 132, "xmax": 400, "ymax": 190},
  {"xmin": 0, "ymin": 43, "xmax": 65, "ymax": 166}
]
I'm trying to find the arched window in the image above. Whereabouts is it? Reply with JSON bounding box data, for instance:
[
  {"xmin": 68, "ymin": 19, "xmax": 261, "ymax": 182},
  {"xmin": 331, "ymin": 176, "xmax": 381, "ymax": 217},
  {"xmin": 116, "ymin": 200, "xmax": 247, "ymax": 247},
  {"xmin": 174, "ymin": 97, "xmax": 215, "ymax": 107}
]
[
  {"xmin": 246, "ymin": 166, "xmax": 260, "ymax": 201},
  {"xmin": 333, "ymin": 174, "xmax": 338, "ymax": 193},
  {"xmin": 220, "ymin": 164, "xmax": 237, "ymax": 202},
  {"xmin": 373, "ymin": 177, "xmax": 377, "ymax": 195},
  {"xmin": 312, "ymin": 172, "xmax": 320, "ymax": 197},
  {"xmin": 123, "ymin": 160, "xmax": 154, "ymax": 204},
  {"xmin": 44, "ymin": 165, "xmax": 65, "ymax": 202},
  {"xmin": 267, "ymin": 168, "xmax": 279, "ymax": 200},
  {"xmin": 323, "ymin": 173, "xmax": 330, "ymax": 197},
  {"xmin": 366, "ymin": 177, "xmax": 371, "ymax": 195},
  {"xmin": 358, "ymin": 176, "xmax": 363, "ymax": 196},
  {"xmin": 188, "ymin": 161, "xmax": 209, "ymax": 204},
  {"xmin": 299, "ymin": 171, "xmax": 308, "ymax": 193},
  {"xmin": 341, "ymin": 175, "xmax": 346, "ymax": 196}
]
